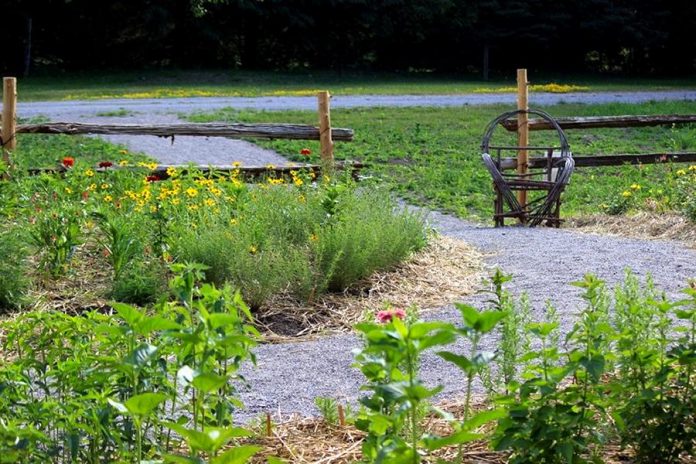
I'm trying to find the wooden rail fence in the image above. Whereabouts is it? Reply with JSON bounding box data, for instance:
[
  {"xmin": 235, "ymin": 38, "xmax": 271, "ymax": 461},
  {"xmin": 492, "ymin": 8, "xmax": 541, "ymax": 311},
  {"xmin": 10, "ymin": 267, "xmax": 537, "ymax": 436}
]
[{"xmin": 0, "ymin": 78, "xmax": 354, "ymax": 175}]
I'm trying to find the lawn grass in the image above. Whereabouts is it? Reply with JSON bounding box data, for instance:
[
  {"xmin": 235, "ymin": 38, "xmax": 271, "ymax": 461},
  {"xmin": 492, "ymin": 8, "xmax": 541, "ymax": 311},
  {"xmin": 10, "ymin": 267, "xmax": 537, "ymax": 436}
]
[
  {"xmin": 17, "ymin": 69, "xmax": 696, "ymax": 101},
  {"xmin": 187, "ymin": 100, "xmax": 696, "ymax": 223}
]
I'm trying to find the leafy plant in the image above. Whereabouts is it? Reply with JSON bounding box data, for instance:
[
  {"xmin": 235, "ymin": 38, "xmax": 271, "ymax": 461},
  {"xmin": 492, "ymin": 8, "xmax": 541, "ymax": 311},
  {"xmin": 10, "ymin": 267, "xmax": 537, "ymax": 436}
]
[
  {"xmin": 30, "ymin": 205, "xmax": 82, "ymax": 277},
  {"xmin": 0, "ymin": 228, "xmax": 29, "ymax": 312}
]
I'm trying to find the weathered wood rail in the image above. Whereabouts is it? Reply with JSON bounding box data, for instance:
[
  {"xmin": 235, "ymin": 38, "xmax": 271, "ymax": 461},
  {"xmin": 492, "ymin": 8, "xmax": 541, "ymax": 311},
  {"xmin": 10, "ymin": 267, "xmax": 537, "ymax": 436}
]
[
  {"xmin": 501, "ymin": 114, "xmax": 696, "ymax": 131},
  {"xmin": 17, "ymin": 122, "xmax": 354, "ymax": 141},
  {"xmin": 499, "ymin": 152, "xmax": 696, "ymax": 170}
]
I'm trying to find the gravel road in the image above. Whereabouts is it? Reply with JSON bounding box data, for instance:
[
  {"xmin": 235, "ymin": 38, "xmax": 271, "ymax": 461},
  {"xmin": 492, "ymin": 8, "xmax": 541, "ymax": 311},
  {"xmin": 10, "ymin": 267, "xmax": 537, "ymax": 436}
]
[
  {"xmin": 18, "ymin": 90, "xmax": 696, "ymax": 119},
  {"xmin": 238, "ymin": 211, "xmax": 696, "ymax": 423}
]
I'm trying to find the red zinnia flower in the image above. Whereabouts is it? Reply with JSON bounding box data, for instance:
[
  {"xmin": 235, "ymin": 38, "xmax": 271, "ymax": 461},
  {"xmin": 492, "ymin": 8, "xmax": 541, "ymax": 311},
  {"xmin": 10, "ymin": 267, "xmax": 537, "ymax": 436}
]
[
  {"xmin": 145, "ymin": 175, "xmax": 160, "ymax": 183},
  {"xmin": 99, "ymin": 161, "xmax": 114, "ymax": 168},
  {"xmin": 300, "ymin": 148, "xmax": 312, "ymax": 156},
  {"xmin": 376, "ymin": 308, "xmax": 406, "ymax": 324},
  {"xmin": 62, "ymin": 157, "xmax": 75, "ymax": 167}
]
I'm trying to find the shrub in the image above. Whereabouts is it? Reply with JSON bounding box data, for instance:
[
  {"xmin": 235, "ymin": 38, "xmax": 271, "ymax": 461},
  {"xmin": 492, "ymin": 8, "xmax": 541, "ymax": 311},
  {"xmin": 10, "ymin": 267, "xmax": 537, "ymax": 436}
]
[{"xmin": 0, "ymin": 229, "xmax": 29, "ymax": 312}]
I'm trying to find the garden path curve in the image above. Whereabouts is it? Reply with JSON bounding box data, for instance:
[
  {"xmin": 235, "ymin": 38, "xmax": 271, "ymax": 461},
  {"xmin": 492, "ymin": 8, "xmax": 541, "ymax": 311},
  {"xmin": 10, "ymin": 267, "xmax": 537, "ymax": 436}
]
[{"xmin": 238, "ymin": 212, "xmax": 696, "ymax": 422}]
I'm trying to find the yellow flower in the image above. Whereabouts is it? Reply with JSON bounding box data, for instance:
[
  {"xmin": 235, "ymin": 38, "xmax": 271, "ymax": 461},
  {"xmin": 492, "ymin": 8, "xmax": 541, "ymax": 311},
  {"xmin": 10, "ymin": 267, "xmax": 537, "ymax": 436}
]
[
  {"xmin": 688, "ymin": 165, "xmax": 696, "ymax": 172},
  {"xmin": 171, "ymin": 197, "xmax": 181, "ymax": 206},
  {"xmin": 103, "ymin": 195, "xmax": 113, "ymax": 202},
  {"xmin": 298, "ymin": 194, "xmax": 306, "ymax": 203},
  {"xmin": 65, "ymin": 187, "xmax": 73, "ymax": 194},
  {"xmin": 630, "ymin": 183, "xmax": 641, "ymax": 190},
  {"xmin": 119, "ymin": 160, "xmax": 129, "ymax": 167},
  {"xmin": 150, "ymin": 205, "xmax": 158, "ymax": 213},
  {"xmin": 266, "ymin": 164, "xmax": 275, "ymax": 170},
  {"xmin": 119, "ymin": 149, "xmax": 129, "ymax": 155},
  {"xmin": 209, "ymin": 187, "xmax": 222, "ymax": 196},
  {"xmin": 185, "ymin": 187, "xmax": 198, "ymax": 198},
  {"xmin": 267, "ymin": 178, "xmax": 284, "ymax": 185},
  {"xmin": 88, "ymin": 183, "xmax": 97, "ymax": 191},
  {"xmin": 204, "ymin": 198, "xmax": 215, "ymax": 207},
  {"xmin": 166, "ymin": 167, "xmax": 178, "ymax": 177},
  {"xmin": 232, "ymin": 161, "xmax": 242, "ymax": 167},
  {"xmin": 146, "ymin": 162, "xmax": 158, "ymax": 170},
  {"xmin": 248, "ymin": 244, "xmax": 257, "ymax": 254},
  {"xmin": 621, "ymin": 190, "xmax": 632, "ymax": 198},
  {"xmin": 293, "ymin": 178, "xmax": 304, "ymax": 187},
  {"xmin": 101, "ymin": 183, "xmax": 110, "ymax": 190},
  {"xmin": 85, "ymin": 169, "xmax": 95, "ymax": 177},
  {"xmin": 229, "ymin": 218, "xmax": 238, "ymax": 226},
  {"xmin": 187, "ymin": 204, "xmax": 199, "ymax": 211},
  {"xmin": 676, "ymin": 169, "xmax": 686, "ymax": 176},
  {"xmin": 309, "ymin": 233, "xmax": 318, "ymax": 242}
]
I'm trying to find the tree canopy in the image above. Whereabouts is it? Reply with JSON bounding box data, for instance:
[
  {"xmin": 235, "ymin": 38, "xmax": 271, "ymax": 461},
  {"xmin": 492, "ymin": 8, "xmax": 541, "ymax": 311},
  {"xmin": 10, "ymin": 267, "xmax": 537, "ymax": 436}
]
[{"xmin": 2, "ymin": 0, "xmax": 694, "ymax": 76}]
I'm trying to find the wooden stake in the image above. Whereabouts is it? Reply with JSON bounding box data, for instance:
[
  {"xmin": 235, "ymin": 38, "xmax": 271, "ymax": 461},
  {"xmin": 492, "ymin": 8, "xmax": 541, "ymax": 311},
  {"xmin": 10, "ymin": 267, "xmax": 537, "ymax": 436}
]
[
  {"xmin": 516, "ymin": 69, "xmax": 529, "ymax": 218},
  {"xmin": 338, "ymin": 405, "xmax": 346, "ymax": 427},
  {"xmin": 317, "ymin": 91, "xmax": 334, "ymax": 170},
  {"xmin": 265, "ymin": 412, "xmax": 272, "ymax": 437},
  {"xmin": 2, "ymin": 77, "xmax": 17, "ymax": 169}
]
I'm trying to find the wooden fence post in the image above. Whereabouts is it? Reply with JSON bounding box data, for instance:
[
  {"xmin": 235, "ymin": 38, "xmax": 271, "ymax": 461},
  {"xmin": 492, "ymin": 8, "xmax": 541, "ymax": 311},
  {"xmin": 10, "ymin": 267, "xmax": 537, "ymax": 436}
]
[
  {"xmin": 2, "ymin": 77, "xmax": 17, "ymax": 169},
  {"xmin": 516, "ymin": 69, "xmax": 529, "ymax": 220},
  {"xmin": 317, "ymin": 91, "xmax": 334, "ymax": 170}
]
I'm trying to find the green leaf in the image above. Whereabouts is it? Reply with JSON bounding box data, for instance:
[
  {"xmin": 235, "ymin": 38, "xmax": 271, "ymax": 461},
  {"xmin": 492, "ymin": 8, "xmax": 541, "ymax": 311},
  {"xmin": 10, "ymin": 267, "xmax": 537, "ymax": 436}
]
[
  {"xmin": 437, "ymin": 351, "xmax": 472, "ymax": 373},
  {"xmin": 107, "ymin": 398, "xmax": 128, "ymax": 414},
  {"xmin": 113, "ymin": 302, "xmax": 144, "ymax": 327},
  {"xmin": 266, "ymin": 458, "xmax": 287, "ymax": 464},
  {"xmin": 580, "ymin": 355, "xmax": 605, "ymax": 382},
  {"xmin": 125, "ymin": 392, "xmax": 168, "ymax": 417},
  {"xmin": 476, "ymin": 310, "xmax": 506, "ymax": 333},
  {"xmin": 125, "ymin": 343, "xmax": 158, "ymax": 367},
  {"xmin": 424, "ymin": 430, "xmax": 483, "ymax": 450},
  {"xmin": 139, "ymin": 316, "xmax": 181, "ymax": 334},
  {"xmin": 192, "ymin": 372, "xmax": 228, "ymax": 393},
  {"xmin": 211, "ymin": 445, "xmax": 261, "ymax": 464},
  {"xmin": 165, "ymin": 423, "xmax": 250, "ymax": 454},
  {"xmin": 454, "ymin": 303, "xmax": 480, "ymax": 328},
  {"xmin": 461, "ymin": 408, "xmax": 507, "ymax": 431}
]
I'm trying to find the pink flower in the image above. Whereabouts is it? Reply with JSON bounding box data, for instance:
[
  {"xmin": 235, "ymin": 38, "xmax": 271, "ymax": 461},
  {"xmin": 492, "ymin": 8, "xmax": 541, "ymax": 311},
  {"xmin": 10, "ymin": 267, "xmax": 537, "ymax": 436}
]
[{"xmin": 376, "ymin": 308, "xmax": 406, "ymax": 324}]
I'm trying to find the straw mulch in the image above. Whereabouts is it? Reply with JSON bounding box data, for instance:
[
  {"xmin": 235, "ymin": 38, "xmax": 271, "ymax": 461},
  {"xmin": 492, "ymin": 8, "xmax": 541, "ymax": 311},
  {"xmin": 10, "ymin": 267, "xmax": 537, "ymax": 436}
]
[
  {"xmin": 255, "ymin": 235, "xmax": 484, "ymax": 341},
  {"xmin": 568, "ymin": 212, "xmax": 696, "ymax": 248},
  {"xmin": 246, "ymin": 399, "xmax": 661, "ymax": 464}
]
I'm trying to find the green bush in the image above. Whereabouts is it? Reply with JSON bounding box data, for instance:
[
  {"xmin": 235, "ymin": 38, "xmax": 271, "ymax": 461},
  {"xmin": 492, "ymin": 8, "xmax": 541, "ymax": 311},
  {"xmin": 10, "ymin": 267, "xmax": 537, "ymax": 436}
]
[
  {"xmin": 0, "ymin": 229, "xmax": 29, "ymax": 312},
  {"xmin": 173, "ymin": 179, "xmax": 427, "ymax": 308}
]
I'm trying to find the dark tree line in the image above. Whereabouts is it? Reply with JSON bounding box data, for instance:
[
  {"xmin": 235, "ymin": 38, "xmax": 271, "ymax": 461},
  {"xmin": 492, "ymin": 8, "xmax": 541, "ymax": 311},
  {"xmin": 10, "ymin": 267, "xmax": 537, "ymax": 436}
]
[{"xmin": 2, "ymin": 0, "xmax": 695, "ymax": 76}]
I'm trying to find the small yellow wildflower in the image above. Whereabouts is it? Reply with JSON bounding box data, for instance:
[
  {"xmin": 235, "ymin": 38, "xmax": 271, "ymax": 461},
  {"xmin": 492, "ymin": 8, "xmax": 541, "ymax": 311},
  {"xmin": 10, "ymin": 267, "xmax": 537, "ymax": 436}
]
[
  {"xmin": 101, "ymin": 183, "xmax": 110, "ymax": 190},
  {"xmin": 268, "ymin": 178, "xmax": 284, "ymax": 185},
  {"xmin": 204, "ymin": 198, "xmax": 216, "ymax": 207},
  {"xmin": 88, "ymin": 183, "xmax": 97, "ymax": 192},
  {"xmin": 232, "ymin": 161, "xmax": 242, "ymax": 167},
  {"xmin": 209, "ymin": 187, "xmax": 222, "ymax": 196},
  {"xmin": 309, "ymin": 233, "xmax": 318, "ymax": 242},
  {"xmin": 298, "ymin": 194, "xmax": 306, "ymax": 203},
  {"xmin": 146, "ymin": 162, "xmax": 158, "ymax": 170},
  {"xmin": 229, "ymin": 218, "xmax": 238, "ymax": 226},
  {"xmin": 65, "ymin": 187, "xmax": 73, "ymax": 194},
  {"xmin": 171, "ymin": 197, "xmax": 181, "ymax": 206},
  {"xmin": 85, "ymin": 169, "xmax": 95, "ymax": 177},
  {"xmin": 150, "ymin": 205, "xmax": 158, "ymax": 213},
  {"xmin": 688, "ymin": 165, "xmax": 696, "ymax": 172},
  {"xmin": 248, "ymin": 244, "xmax": 257, "ymax": 254},
  {"xmin": 185, "ymin": 187, "xmax": 198, "ymax": 198},
  {"xmin": 621, "ymin": 190, "xmax": 632, "ymax": 198},
  {"xmin": 676, "ymin": 169, "xmax": 686, "ymax": 176},
  {"xmin": 187, "ymin": 204, "xmax": 199, "ymax": 211},
  {"xmin": 119, "ymin": 160, "xmax": 129, "ymax": 166},
  {"xmin": 294, "ymin": 178, "xmax": 304, "ymax": 187},
  {"xmin": 166, "ymin": 167, "xmax": 178, "ymax": 177},
  {"xmin": 266, "ymin": 164, "xmax": 275, "ymax": 170},
  {"xmin": 630, "ymin": 183, "xmax": 641, "ymax": 190},
  {"xmin": 103, "ymin": 195, "xmax": 113, "ymax": 202}
]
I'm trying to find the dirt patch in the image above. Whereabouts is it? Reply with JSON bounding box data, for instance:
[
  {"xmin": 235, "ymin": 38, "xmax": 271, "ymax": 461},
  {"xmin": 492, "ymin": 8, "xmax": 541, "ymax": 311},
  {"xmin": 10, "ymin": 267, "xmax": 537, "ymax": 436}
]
[
  {"xmin": 567, "ymin": 212, "xmax": 696, "ymax": 248},
  {"xmin": 256, "ymin": 235, "xmax": 484, "ymax": 340}
]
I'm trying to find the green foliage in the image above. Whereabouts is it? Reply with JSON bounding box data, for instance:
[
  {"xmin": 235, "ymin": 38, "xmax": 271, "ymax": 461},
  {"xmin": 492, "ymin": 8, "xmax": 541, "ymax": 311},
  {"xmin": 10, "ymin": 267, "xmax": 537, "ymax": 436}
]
[
  {"xmin": 190, "ymin": 101, "xmax": 696, "ymax": 223},
  {"xmin": 110, "ymin": 258, "xmax": 168, "ymax": 305},
  {"xmin": 0, "ymin": 228, "xmax": 29, "ymax": 312},
  {"xmin": 0, "ymin": 264, "xmax": 260, "ymax": 463},
  {"xmin": 612, "ymin": 273, "xmax": 696, "ymax": 463},
  {"xmin": 314, "ymin": 397, "xmax": 340, "ymax": 426},
  {"xmin": 29, "ymin": 204, "xmax": 82, "ymax": 277}
]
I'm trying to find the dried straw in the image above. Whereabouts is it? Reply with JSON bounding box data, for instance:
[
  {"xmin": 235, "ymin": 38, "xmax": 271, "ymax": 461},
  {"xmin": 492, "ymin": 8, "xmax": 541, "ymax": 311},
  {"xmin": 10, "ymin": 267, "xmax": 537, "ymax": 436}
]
[
  {"xmin": 568, "ymin": 212, "xmax": 696, "ymax": 248},
  {"xmin": 255, "ymin": 235, "xmax": 484, "ymax": 341}
]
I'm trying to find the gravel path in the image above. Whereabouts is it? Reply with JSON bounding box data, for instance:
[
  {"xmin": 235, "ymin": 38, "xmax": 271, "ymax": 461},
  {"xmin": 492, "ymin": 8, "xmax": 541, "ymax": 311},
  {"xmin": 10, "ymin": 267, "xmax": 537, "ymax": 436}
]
[
  {"xmin": 18, "ymin": 90, "xmax": 696, "ymax": 119},
  {"xmin": 238, "ymin": 211, "xmax": 696, "ymax": 422},
  {"xmin": 19, "ymin": 93, "xmax": 696, "ymax": 421}
]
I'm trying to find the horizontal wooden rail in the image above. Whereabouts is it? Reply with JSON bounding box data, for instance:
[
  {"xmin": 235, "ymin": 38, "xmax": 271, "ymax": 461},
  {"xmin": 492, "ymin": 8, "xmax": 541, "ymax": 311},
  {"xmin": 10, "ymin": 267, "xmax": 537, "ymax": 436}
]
[
  {"xmin": 501, "ymin": 114, "xmax": 696, "ymax": 131},
  {"xmin": 498, "ymin": 152, "xmax": 696, "ymax": 170},
  {"xmin": 16, "ymin": 122, "xmax": 355, "ymax": 141}
]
